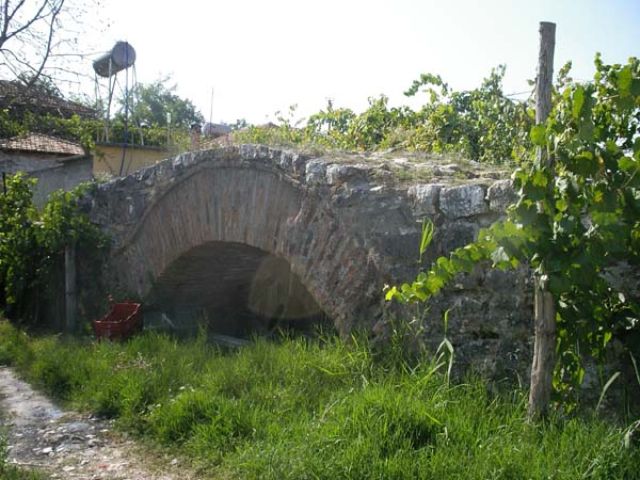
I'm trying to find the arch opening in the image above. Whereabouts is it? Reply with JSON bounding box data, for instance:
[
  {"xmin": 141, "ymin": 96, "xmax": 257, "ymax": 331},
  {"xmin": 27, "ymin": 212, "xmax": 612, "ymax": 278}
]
[{"xmin": 143, "ymin": 241, "xmax": 332, "ymax": 339}]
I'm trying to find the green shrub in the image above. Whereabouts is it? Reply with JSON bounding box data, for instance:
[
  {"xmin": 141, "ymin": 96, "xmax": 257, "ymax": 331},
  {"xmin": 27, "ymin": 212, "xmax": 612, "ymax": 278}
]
[{"xmin": 0, "ymin": 321, "xmax": 33, "ymax": 367}]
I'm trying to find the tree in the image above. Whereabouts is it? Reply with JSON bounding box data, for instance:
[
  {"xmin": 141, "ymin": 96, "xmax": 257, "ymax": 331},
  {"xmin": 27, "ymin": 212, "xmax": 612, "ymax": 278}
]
[
  {"xmin": 16, "ymin": 70, "xmax": 62, "ymax": 96},
  {"xmin": 0, "ymin": 0, "xmax": 65, "ymax": 86},
  {"xmin": 0, "ymin": 0, "xmax": 102, "ymax": 96},
  {"xmin": 0, "ymin": 0, "xmax": 99, "ymax": 88},
  {"xmin": 0, "ymin": 0, "xmax": 103, "ymax": 95},
  {"xmin": 121, "ymin": 77, "xmax": 204, "ymax": 129}
]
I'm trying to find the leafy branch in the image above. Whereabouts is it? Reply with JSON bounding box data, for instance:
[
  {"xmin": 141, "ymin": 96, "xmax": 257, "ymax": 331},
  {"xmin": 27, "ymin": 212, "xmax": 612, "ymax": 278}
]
[
  {"xmin": 0, "ymin": 174, "xmax": 106, "ymax": 321},
  {"xmin": 386, "ymin": 55, "xmax": 640, "ymax": 405}
]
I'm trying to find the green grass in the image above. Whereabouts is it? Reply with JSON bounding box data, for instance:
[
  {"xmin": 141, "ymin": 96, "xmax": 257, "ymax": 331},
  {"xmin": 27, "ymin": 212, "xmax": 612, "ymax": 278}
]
[{"xmin": 0, "ymin": 320, "xmax": 638, "ymax": 479}]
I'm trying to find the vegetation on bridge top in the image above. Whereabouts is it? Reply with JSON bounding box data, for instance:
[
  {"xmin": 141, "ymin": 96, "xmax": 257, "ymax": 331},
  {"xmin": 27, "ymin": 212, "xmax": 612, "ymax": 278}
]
[{"xmin": 232, "ymin": 65, "xmax": 533, "ymax": 165}]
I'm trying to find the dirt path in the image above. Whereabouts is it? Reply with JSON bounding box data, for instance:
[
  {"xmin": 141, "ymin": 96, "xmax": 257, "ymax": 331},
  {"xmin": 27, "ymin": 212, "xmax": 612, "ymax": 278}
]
[{"xmin": 0, "ymin": 366, "xmax": 203, "ymax": 480}]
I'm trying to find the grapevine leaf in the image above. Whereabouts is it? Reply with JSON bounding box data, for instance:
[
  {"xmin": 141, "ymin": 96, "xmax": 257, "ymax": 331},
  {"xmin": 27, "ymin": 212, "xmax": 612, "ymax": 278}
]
[
  {"xmin": 617, "ymin": 66, "xmax": 632, "ymax": 96},
  {"xmin": 618, "ymin": 156, "xmax": 637, "ymax": 173},
  {"xmin": 572, "ymin": 86, "xmax": 585, "ymax": 119},
  {"xmin": 490, "ymin": 246, "xmax": 510, "ymax": 268},
  {"xmin": 530, "ymin": 124, "xmax": 546, "ymax": 146},
  {"xmin": 384, "ymin": 286, "xmax": 398, "ymax": 302}
]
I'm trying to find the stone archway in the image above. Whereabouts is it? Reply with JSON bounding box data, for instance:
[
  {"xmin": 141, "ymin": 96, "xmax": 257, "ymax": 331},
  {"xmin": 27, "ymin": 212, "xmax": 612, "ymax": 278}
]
[
  {"xmin": 91, "ymin": 152, "xmax": 382, "ymax": 335},
  {"xmin": 84, "ymin": 145, "xmax": 536, "ymax": 380}
]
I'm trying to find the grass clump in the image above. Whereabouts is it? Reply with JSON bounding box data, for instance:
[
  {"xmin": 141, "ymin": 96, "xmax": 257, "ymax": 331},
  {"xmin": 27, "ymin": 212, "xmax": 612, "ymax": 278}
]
[{"xmin": 0, "ymin": 320, "xmax": 638, "ymax": 479}]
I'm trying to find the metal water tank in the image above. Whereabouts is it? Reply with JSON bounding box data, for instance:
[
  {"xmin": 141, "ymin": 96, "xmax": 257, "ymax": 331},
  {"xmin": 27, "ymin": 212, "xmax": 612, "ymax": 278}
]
[{"xmin": 93, "ymin": 41, "xmax": 136, "ymax": 77}]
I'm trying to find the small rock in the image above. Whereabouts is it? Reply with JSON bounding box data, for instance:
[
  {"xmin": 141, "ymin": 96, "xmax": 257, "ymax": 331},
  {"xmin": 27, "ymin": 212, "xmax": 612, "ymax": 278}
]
[
  {"xmin": 64, "ymin": 443, "xmax": 83, "ymax": 451},
  {"xmin": 66, "ymin": 421, "xmax": 91, "ymax": 433},
  {"xmin": 41, "ymin": 446, "xmax": 53, "ymax": 454},
  {"xmin": 433, "ymin": 164, "xmax": 461, "ymax": 176}
]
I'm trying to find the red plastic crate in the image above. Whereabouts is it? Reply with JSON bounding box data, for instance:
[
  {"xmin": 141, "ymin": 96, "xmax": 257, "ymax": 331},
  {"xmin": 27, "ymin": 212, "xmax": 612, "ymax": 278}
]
[{"xmin": 93, "ymin": 302, "xmax": 142, "ymax": 341}]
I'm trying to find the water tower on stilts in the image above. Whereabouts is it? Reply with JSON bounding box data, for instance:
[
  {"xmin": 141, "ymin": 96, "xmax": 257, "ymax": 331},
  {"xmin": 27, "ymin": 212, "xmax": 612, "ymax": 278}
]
[{"xmin": 93, "ymin": 41, "xmax": 137, "ymax": 176}]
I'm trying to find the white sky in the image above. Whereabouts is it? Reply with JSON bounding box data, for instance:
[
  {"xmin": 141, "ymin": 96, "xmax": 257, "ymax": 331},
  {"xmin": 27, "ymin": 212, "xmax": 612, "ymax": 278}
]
[{"xmin": 74, "ymin": 0, "xmax": 640, "ymax": 124}]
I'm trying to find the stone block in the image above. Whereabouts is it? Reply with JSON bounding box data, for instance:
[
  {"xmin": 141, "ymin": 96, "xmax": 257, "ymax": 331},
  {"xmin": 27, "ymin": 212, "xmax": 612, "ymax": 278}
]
[
  {"xmin": 440, "ymin": 184, "xmax": 488, "ymax": 219},
  {"xmin": 278, "ymin": 150, "xmax": 306, "ymax": 177},
  {"xmin": 325, "ymin": 163, "xmax": 369, "ymax": 186},
  {"xmin": 305, "ymin": 160, "xmax": 327, "ymax": 185},
  {"xmin": 408, "ymin": 183, "xmax": 442, "ymax": 216},
  {"xmin": 487, "ymin": 179, "xmax": 516, "ymax": 213},
  {"xmin": 437, "ymin": 221, "xmax": 479, "ymax": 252}
]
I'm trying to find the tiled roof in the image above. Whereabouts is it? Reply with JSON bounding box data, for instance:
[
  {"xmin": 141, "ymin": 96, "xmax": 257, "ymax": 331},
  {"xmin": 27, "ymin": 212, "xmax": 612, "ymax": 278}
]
[
  {"xmin": 0, "ymin": 133, "xmax": 85, "ymax": 156},
  {"xmin": 0, "ymin": 80, "xmax": 96, "ymax": 119}
]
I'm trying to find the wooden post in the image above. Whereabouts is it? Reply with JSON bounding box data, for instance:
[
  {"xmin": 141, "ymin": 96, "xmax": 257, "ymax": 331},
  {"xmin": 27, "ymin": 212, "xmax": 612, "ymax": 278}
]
[
  {"xmin": 535, "ymin": 22, "xmax": 556, "ymax": 134},
  {"xmin": 528, "ymin": 21, "xmax": 557, "ymax": 420},
  {"xmin": 65, "ymin": 242, "xmax": 77, "ymax": 333}
]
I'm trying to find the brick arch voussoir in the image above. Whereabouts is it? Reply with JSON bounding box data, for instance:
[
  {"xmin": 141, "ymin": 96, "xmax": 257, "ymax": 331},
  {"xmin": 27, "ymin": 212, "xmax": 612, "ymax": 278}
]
[{"xmin": 104, "ymin": 160, "xmax": 379, "ymax": 334}]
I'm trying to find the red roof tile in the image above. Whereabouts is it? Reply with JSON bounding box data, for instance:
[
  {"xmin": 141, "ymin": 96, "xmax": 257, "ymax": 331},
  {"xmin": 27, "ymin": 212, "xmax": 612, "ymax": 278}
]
[{"xmin": 0, "ymin": 133, "xmax": 85, "ymax": 156}]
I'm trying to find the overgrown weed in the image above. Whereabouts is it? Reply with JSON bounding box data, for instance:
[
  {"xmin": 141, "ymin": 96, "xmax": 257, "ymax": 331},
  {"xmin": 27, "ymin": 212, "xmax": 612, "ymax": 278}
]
[{"xmin": 0, "ymin": 320, "xmax": 637, "ymax": 479}]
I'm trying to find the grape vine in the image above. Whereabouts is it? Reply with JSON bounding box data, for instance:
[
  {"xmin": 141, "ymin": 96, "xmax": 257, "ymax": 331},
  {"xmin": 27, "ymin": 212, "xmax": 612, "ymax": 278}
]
[
  {"xmin": 0, "ymin": 174, "xmax": 106, "ymax": 322},
  {"xmin": 233, "ymin": 66, "xmax": 533, "ymax": 164},
  {"xmin": 386, "ymin": 55, "xmax": 640, "ymax": 397}
]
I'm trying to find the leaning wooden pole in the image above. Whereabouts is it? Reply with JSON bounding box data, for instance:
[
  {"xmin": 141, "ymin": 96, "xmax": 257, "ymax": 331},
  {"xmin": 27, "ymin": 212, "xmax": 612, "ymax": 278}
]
[
  {"xmin": 65, "ymin": 242, "xmax": 77, "ymax": 333},
  {"xmin": 528, "ymin": 21, "xmax": 556, "ymax": 420}
]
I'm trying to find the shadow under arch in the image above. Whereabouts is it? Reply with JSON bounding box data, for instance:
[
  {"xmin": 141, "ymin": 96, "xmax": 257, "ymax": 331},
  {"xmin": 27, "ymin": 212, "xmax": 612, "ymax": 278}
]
[{"xmin": 144, "ymin": 241, "xmax": 332, "ymax": 337}]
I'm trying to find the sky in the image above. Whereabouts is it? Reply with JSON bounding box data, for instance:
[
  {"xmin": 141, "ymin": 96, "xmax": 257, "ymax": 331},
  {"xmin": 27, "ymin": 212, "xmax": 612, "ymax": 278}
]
[{"xmin": 69, "ymin": 0, "xmax": 640, "ymax": 125}]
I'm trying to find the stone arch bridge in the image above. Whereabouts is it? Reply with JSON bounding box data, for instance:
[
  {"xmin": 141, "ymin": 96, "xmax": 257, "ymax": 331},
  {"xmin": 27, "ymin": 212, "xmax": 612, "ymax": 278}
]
[{"xmin": 83, "ymin": 145, "xmax": 531, "ymax": 373}]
